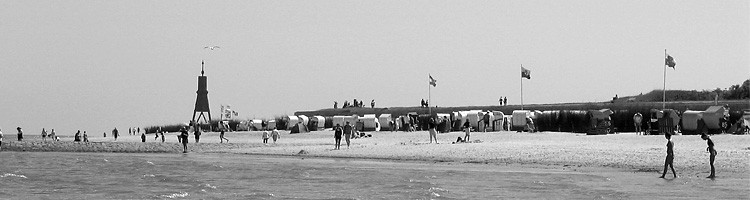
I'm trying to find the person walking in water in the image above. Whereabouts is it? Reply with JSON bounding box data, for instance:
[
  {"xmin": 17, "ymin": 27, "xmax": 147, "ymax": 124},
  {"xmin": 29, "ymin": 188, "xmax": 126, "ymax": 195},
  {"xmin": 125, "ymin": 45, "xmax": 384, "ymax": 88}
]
[
  {"xmin": 180, "ymin": 127, "xmax": 189, "ymax": 153},
  {"xmin": 219, "ymin": 129, "xmax": 229, "ymax": 143},
  {"xmin": 271, "ymin": 128, "xmax": 280, "ymax": 143},
  {"xmin": 701, "ymin": 133, "xmax": 716, "ymax": 178},
  {"xmin": 659, "ymin": 133, "xmax": 677, "ymax": 178}
]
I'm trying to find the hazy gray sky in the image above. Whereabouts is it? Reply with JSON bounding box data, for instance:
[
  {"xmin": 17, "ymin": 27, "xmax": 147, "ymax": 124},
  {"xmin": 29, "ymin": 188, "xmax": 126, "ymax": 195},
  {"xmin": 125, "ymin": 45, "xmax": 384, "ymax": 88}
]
[{"xmin": 1, "ymin": 0, "xmax": 748, "ymax": 135}]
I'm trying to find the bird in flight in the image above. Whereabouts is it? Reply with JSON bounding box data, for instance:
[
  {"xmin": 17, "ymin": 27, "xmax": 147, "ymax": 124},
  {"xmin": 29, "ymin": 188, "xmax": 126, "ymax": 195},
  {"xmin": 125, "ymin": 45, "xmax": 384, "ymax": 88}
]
[{"xmin": 204, "ymin": 46, "xmax": 220, "ymax": 50}]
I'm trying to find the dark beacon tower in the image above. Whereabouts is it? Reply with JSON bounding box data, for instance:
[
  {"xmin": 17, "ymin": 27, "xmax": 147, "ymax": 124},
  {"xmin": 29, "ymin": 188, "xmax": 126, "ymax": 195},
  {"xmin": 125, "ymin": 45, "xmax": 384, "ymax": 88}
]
[{"xmin": 192, "ymin": 60, "xmax": 212, "ymax": 125}]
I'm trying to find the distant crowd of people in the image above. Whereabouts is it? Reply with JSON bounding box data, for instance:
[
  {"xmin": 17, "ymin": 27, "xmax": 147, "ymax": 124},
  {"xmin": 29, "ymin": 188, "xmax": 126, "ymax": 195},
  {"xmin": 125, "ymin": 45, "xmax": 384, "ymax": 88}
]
[{"xmin": 334, "ymin": 99, "xmax": 376, "ymax": 109}]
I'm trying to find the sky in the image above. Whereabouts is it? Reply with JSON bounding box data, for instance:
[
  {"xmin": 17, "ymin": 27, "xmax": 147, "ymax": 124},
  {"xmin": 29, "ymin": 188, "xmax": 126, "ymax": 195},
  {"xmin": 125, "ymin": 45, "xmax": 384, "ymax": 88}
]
[{"xmin": 1, "ymin": 0, "xmax": 748, "ymax": 135}]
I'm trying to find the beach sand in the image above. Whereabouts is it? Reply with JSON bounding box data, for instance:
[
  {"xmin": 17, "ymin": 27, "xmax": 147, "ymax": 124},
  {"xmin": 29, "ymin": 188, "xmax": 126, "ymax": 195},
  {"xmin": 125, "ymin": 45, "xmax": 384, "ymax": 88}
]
[{"xmin": 4, "ymin": 130, "xmax": 748, "ymax": 175}]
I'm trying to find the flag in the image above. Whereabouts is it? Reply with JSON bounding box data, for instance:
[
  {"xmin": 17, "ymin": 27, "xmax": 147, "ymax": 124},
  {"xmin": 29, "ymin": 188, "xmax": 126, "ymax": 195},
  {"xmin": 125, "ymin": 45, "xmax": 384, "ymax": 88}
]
[
  {"xmin": 429, "ymin": 75, "xmax": 437, "ymax": 87},
  {"xmin": 665, "ymin": 54, "xmax": 676, "ymax": 69},
  {"xmin": 521, "ymin": 67, "xmax": 531, "ymax": 79}
]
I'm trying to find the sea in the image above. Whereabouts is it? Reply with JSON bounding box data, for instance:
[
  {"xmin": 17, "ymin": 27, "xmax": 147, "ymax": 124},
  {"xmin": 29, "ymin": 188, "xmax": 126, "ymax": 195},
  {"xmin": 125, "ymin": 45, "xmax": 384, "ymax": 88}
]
[{"xmin": 1, "ymin": 151, "xmax": 742, "ymax": 199}]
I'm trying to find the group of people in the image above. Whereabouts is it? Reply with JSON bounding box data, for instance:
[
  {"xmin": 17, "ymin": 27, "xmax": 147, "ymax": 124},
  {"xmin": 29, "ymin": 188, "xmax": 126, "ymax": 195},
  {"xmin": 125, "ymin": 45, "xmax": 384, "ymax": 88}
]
[
  {"xmin": 332, "ymin": 121, "xmax": 358, "ymax": 149},
  {"xmin": 260, "ymin": 128, "xmax": 281, "ymax": 144},
  {"xmin": 498, "ymin": 96, "xmax": 508, "ymax": 106},
  {"xmin": 335, "ymin": 98, "xmax": 374, "ymax": 109},
  {"xmin": 660, "ymin": 132, "xmax": 717, "ymax": 179}
]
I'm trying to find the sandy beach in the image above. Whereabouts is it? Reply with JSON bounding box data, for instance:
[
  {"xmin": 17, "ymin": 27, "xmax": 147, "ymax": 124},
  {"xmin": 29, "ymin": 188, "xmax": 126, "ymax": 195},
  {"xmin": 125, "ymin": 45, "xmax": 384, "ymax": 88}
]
[{"xmin": 4, "ymin": 130, "xmax": 749, "ymax": 176}]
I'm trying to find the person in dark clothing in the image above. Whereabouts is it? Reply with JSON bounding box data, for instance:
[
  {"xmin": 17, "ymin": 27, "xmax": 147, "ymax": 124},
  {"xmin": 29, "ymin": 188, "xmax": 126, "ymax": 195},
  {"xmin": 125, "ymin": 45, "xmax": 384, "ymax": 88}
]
[
  {"xmin": 141, "ymin": 132, "xmax": 146, "ymax": 142},
  {"xmin": 194, "ymin": 126, "xmax": 201, "ymax": 143},
  {"xmin": 16, "ymin": 127, "xmax": 23, "ymax": 141},
  {"xmin": 74, "ymin": 130, "xmax": 81, "ymax": 142},
  {"xmin": 160, "ymin": 132, "xmax": 165, "ymax": 143},
  {"xmin": 334, "ymin": 124, "xmax": 343, "ymax": 150},
  {"xmin": 659, "ymin": 133, "xmax": 677, "ymax": 178},
  {"xmin": 343, "ymin": 122, "xmax": 353, "ymax": 148},
  {"xmin": 702, "ymin": 133, "xmax": 716, "ymax": 178},
  {"xmin": 180, "ymin": 127, "xmax": 189, "ymax": 153}
]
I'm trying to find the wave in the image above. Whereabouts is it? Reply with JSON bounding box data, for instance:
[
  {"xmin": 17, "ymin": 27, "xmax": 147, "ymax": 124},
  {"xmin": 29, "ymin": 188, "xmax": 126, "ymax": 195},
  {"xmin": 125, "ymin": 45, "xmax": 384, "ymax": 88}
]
[
  {"xmin": 1, "ymin": 173, "xmax": 28, "ymax": 179},
  {"xmin": 161, "ymin": 192, "xmax": 189, "ymax": 199}
]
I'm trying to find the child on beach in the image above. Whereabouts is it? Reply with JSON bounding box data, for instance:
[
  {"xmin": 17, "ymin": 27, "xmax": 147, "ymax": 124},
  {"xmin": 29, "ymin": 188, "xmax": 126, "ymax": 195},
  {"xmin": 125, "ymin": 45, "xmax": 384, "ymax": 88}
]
[
  {"xmin": 194, "ymin": 127, "xmax": 201, "ymax": 143},
  {"xmin": 271, "ymin": 128, "xmax": 280, "ymax": 143},
  {"xmin": 219, "ymin": 130, "xmax": 229, "ymax": 143},
  {"xmin": 659, "ymin": 133, "xmax": 677, "ymax": 178},
  {"xmin": 463, "ymin": 121, "xmax": 471, "ymax": 142},
  {"xmin": 83, "ymin": 131, "xmax": 89, "ymax": 142},
  {"xmin": 262, "ymin": 130, "xmax": 269, "ymax": 143},
  {"xmin": 701, "ymin": 133, "xmax": 716, "ymax": 178}
]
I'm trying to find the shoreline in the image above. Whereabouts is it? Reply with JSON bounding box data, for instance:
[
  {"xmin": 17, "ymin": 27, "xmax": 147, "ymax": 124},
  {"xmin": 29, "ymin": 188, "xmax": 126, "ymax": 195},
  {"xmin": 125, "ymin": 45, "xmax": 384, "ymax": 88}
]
[{"xmin": 2, "ymin": 130, "xmax": 748, "ymax": 177}]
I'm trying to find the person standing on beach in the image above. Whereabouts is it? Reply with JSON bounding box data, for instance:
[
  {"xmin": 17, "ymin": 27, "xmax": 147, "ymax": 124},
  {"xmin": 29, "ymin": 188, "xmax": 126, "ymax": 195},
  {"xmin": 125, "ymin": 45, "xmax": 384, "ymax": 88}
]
[
  {"xmin": 112, "ymin": 128, "xmax": 119, "ymax": 141},
  {"xmin": 463, "ymin": 120, "xmax": 471, "ymax": 142},
  {"xmin": 503, "ymin": 97, "xmax": 507, "ymax": 106},
  {"xmin": 160, "ymin": 132, "xmax": 165, "ymax": 143},
  {"xmin": 219, "ymin": 129, "xmax": 229, "ymax": 143},
  {"xmin": 262, "ymin": 130, "xmax": 269, "ymax": 143},
  {"xmin": 343, "ymin": 121, "xmax": 352, "ymax": 148},
  {"xmin": 141, "ymin": 132, "xmax": 146, "ymax": 142},
  {"xmin": 16, "ymin": 127, "xmax": 23, "ymax": 141},
  {"xmin": 180, "ymin": 127, "xmax": 189, "ymax": 153},
  {"xmin": 701, "ymin": 133, "xmax": 716, "ymax": 178},
  {"xmin": 194, "ymin": 126, "xmax": 202, "ymax": 143},
  {"xmin": 41, "ymin": 128, "xmax": 47, "ymax": 141},
  {"xmin": 659, "ymin": 133, "xmax": 677, "ymax": 178},
  {"xmin": 83, "ymin": 131, "xmax": 89, "ymax": 142},
  {"xmin": 633, "ymin": 113, "xmax": 643, "ymax": 135},
  {"xmin": 271, "ymin": 128, "xmax": 280, "ymax": 143},
  {"xmin": 482, "ymin": 111, "xmax": 491, "ymax": 132},
  {"xmin": 0, "ymin": 128, "xmax": 4, "ymax": 150},
  {"xmin": 429, "ymin": 117, "xmax": 439, "ymax": 144},
  {"xmin": 333, "ymin": 124, "xmax": 343, "ymax": 150}
]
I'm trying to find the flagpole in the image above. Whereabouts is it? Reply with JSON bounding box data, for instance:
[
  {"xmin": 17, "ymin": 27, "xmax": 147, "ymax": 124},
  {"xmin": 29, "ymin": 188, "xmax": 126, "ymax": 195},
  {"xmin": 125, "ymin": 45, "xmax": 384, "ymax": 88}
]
[
  {"xmin": 520, "ymin": 64, "xmax": 524, "ymax": 110},
  {"xmin": 428, "ymin": 74, "xmax": 432, "ymax": 116},
  {"xmin": 663, "ymin": 49, "xmax": 667, "ymax": 109}
]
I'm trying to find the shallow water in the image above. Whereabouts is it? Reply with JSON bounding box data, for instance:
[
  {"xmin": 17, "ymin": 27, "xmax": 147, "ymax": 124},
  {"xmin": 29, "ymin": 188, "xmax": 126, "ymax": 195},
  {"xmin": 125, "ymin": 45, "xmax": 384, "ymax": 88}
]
[{"xmin": 0, "ymin": 151, "xmax": 746, "ymax": 199}]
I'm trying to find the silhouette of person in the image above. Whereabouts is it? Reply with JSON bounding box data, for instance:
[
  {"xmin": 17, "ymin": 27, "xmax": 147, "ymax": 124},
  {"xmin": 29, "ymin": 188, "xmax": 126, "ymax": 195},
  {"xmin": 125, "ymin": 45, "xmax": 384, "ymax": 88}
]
[
  {"xmin": 659, "ymin": 133, "xmax": 677, "ymax": 178},
  {"xmin": 701, "ymin": 133, "xmax": 716, "ymax": 178},
  {"xmin": 180, "ymin": 127, "xmax": 189, "ymax": 153}
]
